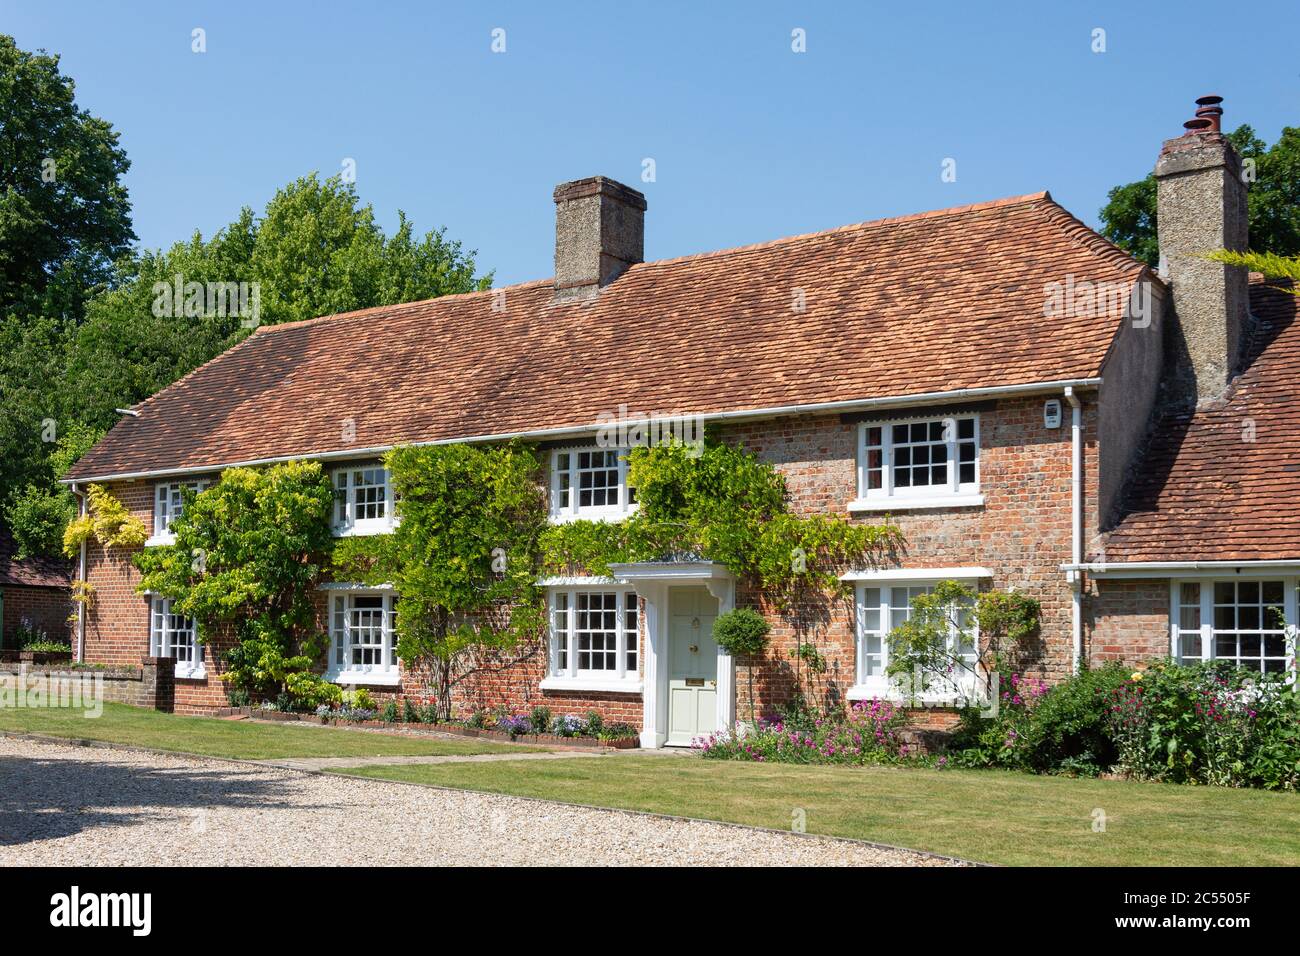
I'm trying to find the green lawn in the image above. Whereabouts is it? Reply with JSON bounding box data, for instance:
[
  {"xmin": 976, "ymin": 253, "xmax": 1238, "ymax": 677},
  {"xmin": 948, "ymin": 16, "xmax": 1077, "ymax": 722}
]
[
  {"xmin": 0, "ymin": 702, "xmax": 538, "ymax": 760},
  {"xmin": 335, "ymin": 756, "xmax": 1300, "ymax": 866}
]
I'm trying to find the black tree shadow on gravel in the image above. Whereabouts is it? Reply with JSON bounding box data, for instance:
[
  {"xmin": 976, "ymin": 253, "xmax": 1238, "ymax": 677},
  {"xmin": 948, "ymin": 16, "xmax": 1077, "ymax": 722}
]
[{"xmin": 0, "ymin": 754, "xmax": 334, "ymax": 847}]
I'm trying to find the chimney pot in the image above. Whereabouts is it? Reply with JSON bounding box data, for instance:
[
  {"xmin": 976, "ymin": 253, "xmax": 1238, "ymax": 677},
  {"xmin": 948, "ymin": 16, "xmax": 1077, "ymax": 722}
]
[
  {"xmin": 552, "ymin": 176, "xmax": 647, "ymax": 302},
  {"xmin": 1155, "ymin": 95, "xmax": 1250, "ymax": 406}
]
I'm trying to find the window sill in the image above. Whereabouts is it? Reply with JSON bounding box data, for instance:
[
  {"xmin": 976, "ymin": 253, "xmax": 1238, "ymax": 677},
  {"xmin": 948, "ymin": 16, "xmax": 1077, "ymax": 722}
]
[
  {"xmin": 540, "ymin": 676, "xmax": 643, "ymax": 695},
  {"xmin": 547, "ymin": 509, "xmax": 637, "ymax": 526},
  {"xmin": 847, "ymin": 493, "xmax": 984, "ymax": 513},
  {"xmin": 332, "ymin": 521, "xmax": 396, "ymax": 538},
  {"xmin": 144, "ymin": 533, "xmax": 176, "ymax": 548},
  {"xmin": 846, "ymin": 683, "xmax": 978, "ymax": 707},
  {"xmin": 175, "ymin": 668, "xmax": 207, "ymax": 681},
  {"xmin": 326, "ymin": 671, "xmax": 401, "ymax": 687}
]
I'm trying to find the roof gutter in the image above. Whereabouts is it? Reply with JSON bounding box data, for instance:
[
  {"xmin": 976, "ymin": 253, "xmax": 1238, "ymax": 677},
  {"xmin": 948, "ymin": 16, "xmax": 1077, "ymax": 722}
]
[
  {"xmin": 61, "ymin": 377, "xmax": 1103, "ymax": 485},
  {"xmin": 1063, "ymin": 560, "xmax": 1300, "ymax": 579}
]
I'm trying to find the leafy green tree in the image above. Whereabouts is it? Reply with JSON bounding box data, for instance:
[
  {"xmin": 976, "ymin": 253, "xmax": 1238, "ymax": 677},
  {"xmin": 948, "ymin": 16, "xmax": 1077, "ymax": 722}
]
[
  {"xmin": 0, "ymin": 34, "xmax": 135, "ymax": 321},
  {"xmin": 64, "ymin": 174, "xmax": 492, "ymax": 430},
  {"xmin": 712, "ymin": 608, "xmax": 771, "ymax": 725},
  {"xmin": 1100, "ymin": 125, "xmax": 1300, "ymax": 265},
  {"xmin": 5, "ymin": 421, "xmax": 102, "ymax": 559},
  {"xmin": 134, "ymin": 461, "xmax": 336, "ymax": 702},
  {"xmin": 333, "ymin": 442, "xmax": 547, "ymax": 720}
]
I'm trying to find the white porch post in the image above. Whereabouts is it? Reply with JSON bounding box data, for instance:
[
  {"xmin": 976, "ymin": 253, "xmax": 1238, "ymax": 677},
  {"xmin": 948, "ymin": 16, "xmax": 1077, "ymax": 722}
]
[
  {"xmin": 607, "ymin": 561, "xmax": 736, "ymax": 750},
  {"xmin": 705, "ymin": 577, "xmax": 736, "ymax": 736},
  {"xmin": 637, "ymin": 581, "xmax": 669, "ymax": 749}
]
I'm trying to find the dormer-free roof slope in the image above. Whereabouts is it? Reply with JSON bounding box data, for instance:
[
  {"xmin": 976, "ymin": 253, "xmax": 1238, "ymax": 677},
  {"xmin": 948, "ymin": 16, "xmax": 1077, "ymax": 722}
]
[{"xmin": 66, "ymin": 192, "xmax": 1147, "ymax": 482}]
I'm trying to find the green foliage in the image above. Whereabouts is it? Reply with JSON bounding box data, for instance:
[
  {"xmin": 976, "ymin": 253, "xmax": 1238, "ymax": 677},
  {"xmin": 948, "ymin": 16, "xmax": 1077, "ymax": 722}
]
[
  {"xmin": 950, "ymin": 664, "xmax": 1130, "ymax": 775},
  {"xmin": 700, "ymin": 698, "xmax": 910, "ymax": 765},
  {"xmin": 715, "ymin": 607, "xmax": 772, "ymax": 726},
  {"xmin": 334, "ymin": 442, "xmax": 548, "ymax": 720},
  {"xmin": 61, "ymin": 483, "xmax": 148, "ymax": 556},
  {"xmin": 381, "ymin": 699, "xmax": 399, "ymax": 723},
  {"xmin": 886, "ymin": 582, "xmax": 1040, "ymax": 701},
  {"xmin": 618, "ymin": 439, "xmax": 901, "ymax": 604},
  {"xmin": 1101, "ymin": 124, "xmax": 1300, "ymax": 265},
  {"xmin": 1109, "ymin": 661, "xmax": 1300, "ymax": 789},
  {"xmin": 0, "ymin": 34, "xmax": 135, "ymax": 323},
  {"xmin": 64, "ymin": 174, "xmax": 493, "ymax": 434},
  {"xmin": 712, "ymin": 608, "xmax": 771, "ymax": 658},
  {"xmin": 6, "ymin": 422, "xmax": 104, "ymax": 559},
  {"xmin": 1205, "ymin": 249, "xmax": 1300, "ymax": 296},
  {"xmin": 134, "ymin": 461, "xmax": 335, "ymax": 699}
]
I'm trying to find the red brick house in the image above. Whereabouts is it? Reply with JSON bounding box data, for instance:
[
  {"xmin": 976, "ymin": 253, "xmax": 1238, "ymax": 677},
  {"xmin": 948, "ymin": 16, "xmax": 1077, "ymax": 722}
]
[
  {"xmin": 0, "ymin": 530, "xmax": 72, "ymax": 651},
  {"xmin": 63, "ymin": 98, "xmax": 1298, "ymax": 746}
]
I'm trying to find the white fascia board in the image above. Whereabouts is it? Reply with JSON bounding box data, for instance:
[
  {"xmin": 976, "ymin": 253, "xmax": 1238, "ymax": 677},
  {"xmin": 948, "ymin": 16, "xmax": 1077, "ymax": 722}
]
[{"xmin": 61, "ymin": 377, "xmax": 1102, "ymax": 485}]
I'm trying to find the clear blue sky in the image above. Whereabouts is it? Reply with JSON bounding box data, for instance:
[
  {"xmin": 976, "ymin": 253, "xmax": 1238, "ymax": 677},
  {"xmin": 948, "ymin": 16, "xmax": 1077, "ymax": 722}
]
[{"xmin": 5, "ymin": 0, "xmax": 1297, "ymax": 286}]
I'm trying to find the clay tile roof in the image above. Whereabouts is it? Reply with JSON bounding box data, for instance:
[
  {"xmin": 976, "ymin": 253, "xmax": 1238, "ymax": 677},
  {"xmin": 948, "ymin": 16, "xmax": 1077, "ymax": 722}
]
[
  {"xmin": 66, "ymin": 192, "xmax": 1145, "ymax": 482},
  {"xmin": 0, "ymin": 530, "xmax": 72, "ymax": 588},
  {"xmin": 1104, "ymin": 278, "xmax": 1300, "ymax": 562}
]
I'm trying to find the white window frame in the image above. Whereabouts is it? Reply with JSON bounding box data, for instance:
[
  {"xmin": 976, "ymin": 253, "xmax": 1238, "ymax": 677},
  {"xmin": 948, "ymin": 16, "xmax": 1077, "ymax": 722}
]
[
  {"xmin": 327, "ymin": 588, "xmax": 400, "ymax": 685},
  {"xmin": 548, "ymin": 446, "xmax": 637, "ymax": 522},
  {"xmin": 148, "ymin": 480, "xmax": 210, "ymax": 545},
  {"xmin": 851, "ymin": 578, "xmax": 979, "ymax": 702},
  {"xmin": 540, "ymin": 587, "xmax": 642, "ymax": 693},
  {"xmin": 849, "ymin": 414, "xmax": 982, "ymax": 512},
  {"xmin": 332, "ymin": 465, "xmax": 394, "ymax": 536},
  {"xmin": 1170, "ymin": 578, "xmax": 1297, "ymax": 675},
  {"xmin": 149, "ymin": 596, "xmax": 204, "ymax": 679}
]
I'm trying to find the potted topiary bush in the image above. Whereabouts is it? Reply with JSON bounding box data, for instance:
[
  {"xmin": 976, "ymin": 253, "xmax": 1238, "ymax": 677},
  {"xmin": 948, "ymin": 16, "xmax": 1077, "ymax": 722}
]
[{"xmin": 712, "ymin": 608, "xmax": 771, "ymax": 728}]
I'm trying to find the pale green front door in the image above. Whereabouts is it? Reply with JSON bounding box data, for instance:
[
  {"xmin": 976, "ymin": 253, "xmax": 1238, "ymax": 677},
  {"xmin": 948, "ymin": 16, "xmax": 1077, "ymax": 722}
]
[{"xmin": 666, "ymin": 587, "xmax": 719, "ymax": 746}]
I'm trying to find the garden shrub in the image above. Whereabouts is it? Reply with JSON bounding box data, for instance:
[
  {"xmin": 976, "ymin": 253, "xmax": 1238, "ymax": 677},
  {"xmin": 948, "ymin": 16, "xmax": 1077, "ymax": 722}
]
[
  {"xmin": 950, "ymin": 664, "xmax": 1129, "ymax": 775},
  {"xmin": 1109, "ymin": 661, "xmax": 1300, "ymax": 789},
  {"xmin": 529, "ymin": 705, "xmax": 552, "ymax": 736},
  {"xmin": 700, "ymin": 698, "xmax": 908, "ymax": 764},
  {"xmin": 381, "ymin": 699, "xmax": 399, "ymax": 723},
  {"xmin": 403, "ymin": 697, "xmax": 419, "ymax": 723}
]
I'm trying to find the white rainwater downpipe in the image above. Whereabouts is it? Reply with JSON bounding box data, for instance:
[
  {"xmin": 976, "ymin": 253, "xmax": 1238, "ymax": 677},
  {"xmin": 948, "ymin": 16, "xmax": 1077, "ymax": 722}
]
[
  {"xmin": 1064, "ymin": 388, "xmax": 1083, "ymax": 674},
  {"xmin": 72, "ymin": 482, "xmax": 88, "ymax": 664}
]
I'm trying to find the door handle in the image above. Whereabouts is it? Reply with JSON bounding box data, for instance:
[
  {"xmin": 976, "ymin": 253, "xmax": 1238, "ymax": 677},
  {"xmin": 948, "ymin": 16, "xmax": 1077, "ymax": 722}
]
[{"xmin": 688, "ymin": 644, "xmax": 699, "ymax": 653}]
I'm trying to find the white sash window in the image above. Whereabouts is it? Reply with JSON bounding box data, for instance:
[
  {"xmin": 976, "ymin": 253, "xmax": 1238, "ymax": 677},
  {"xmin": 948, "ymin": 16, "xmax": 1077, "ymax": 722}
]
[
  {"xmin": 150, "ymin": 597, "xmax": 203, "ymax": 678},
  {"xmin": 544, "ymin": 589, "xmax": 641, "ymax": 691},
  {"xmin": 328, "ymin": 591, "xmax": 399, "ymax": 684}
]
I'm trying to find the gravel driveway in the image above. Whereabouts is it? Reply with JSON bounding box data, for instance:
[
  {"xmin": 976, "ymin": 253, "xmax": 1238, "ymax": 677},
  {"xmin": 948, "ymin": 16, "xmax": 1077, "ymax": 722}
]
[{"xmin": 0, "ymin": 736, "xmax": 958, "ymax": 866}]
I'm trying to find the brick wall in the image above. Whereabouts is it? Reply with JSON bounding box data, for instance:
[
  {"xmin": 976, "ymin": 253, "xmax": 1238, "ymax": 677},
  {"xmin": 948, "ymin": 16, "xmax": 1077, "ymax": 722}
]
[
  {"xmin": 724, "ymin": 397, "xmax": 1093, "ymax": 718},
  {"xmin": 75, "ymin": 391, "xmax": 1171, "ymax": 722},
  {"xmin": 1084, "ymin": 578, "xmax": 1170, "ymax": 666},
  {"xmin": 1, "ymin": 584, "xmax": 72, "ymax": 648}
]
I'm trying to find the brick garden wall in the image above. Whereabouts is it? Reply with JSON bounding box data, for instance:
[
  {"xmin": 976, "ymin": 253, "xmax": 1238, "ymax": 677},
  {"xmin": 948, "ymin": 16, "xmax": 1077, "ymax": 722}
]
[{"xmin": 1, "ymin": 584, "xmax": 72, "ymax": 649}]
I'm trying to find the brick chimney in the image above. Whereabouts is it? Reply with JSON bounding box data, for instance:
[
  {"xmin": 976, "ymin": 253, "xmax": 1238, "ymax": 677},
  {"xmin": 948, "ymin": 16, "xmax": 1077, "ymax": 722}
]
[
  {"xmin": 1154, "ymin": 95, "xmax": 1250, "ymax": 405},
  {"xmin": 553, "ymin": 177, "xmax": 647, "ymax": 302}
]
